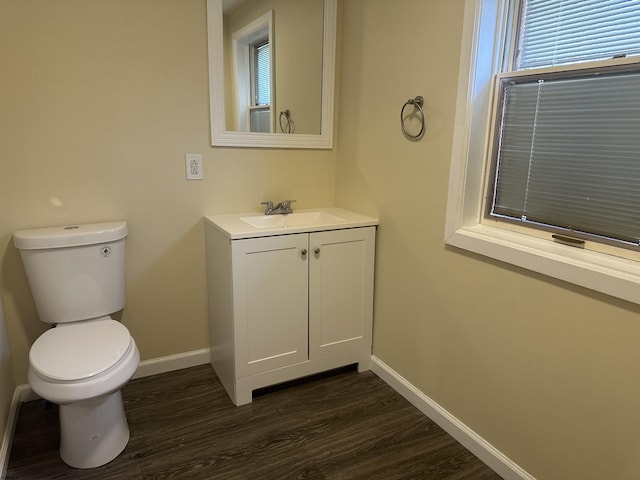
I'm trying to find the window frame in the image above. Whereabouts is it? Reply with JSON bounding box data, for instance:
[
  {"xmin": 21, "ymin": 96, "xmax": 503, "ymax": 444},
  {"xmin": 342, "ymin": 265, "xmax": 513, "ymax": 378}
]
[
  {"xmin": 230, "ymin": 10, "xmax": 274, "ymax": 133},
  {"xmin": 445, "ymin": 0, "xmax": 640, "ymax": 305}
]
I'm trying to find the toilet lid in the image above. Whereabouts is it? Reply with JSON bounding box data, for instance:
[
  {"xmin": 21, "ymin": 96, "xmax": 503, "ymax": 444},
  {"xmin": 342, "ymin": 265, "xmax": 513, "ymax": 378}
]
[{"xmin": 30, "ymin": 319, "xmax": 132, "ymax": 382}]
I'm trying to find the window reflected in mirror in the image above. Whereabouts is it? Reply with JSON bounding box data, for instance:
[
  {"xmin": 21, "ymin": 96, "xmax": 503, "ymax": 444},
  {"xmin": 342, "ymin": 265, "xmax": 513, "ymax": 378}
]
[{"xmin": 223, "ymin": 0, "xmax": 323, "ymax": 135}]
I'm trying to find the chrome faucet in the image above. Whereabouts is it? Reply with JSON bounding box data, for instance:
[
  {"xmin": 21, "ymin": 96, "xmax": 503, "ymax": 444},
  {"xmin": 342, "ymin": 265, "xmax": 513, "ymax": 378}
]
[{"xmin": 261, "ymin": 200, "xmax": 296, "ymax": 215}]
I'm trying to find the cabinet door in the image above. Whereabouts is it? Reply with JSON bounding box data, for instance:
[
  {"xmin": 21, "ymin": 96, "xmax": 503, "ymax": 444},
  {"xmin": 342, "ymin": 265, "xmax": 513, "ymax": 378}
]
[
  {"xmin": 309, "ymin": 227, "xmax": 375, "ymax": 358},
  {"xmin": 232, "ymin": 234, "xmax": 309, "ymax": 377}
]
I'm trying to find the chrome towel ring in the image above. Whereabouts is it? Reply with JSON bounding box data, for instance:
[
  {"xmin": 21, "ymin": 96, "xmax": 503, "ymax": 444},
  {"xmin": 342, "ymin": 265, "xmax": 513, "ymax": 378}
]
[
  {"xmin": 401, "ymin": 96, "xmax": 425, "ymax": 140},
  {"xmin": 279, "ymin": 109, "xmax": 294, "ymax": 133}
]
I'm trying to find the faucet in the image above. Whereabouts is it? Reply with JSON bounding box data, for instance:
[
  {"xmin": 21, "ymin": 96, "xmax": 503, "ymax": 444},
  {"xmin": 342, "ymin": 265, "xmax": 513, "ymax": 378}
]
[{"xmin": 261, "ymin": 200, "xmax": 296, "ymax": 215}]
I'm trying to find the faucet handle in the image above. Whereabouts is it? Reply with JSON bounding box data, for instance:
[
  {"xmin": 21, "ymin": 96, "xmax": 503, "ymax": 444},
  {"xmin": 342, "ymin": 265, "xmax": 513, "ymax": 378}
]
[
  {"xmin": 280, "ymin": 200, "xmax": 296, "ymax": 213},
  {"xmin": 260, "ymin": 201, "xmax": 274, "ymax": 214}
]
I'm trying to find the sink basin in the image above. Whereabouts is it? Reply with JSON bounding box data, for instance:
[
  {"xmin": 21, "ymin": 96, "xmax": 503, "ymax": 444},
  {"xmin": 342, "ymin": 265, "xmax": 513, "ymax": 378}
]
[
  {"xmin": 238, "ymin": 215, "xmax": 285, "ymax": 228},
  {"xmin": 240, "ymin": 211, "xmax": 346, "ymax": 229},
  {"xmin": 206, "ymin": 207, "xmax": 379, "ymax": 239}
]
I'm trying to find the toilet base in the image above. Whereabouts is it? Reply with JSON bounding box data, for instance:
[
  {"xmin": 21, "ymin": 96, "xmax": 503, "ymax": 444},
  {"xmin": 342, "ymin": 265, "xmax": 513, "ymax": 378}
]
[{"xmin": 59, "ymin": 390, "xmax": 130, "ymax": 469}]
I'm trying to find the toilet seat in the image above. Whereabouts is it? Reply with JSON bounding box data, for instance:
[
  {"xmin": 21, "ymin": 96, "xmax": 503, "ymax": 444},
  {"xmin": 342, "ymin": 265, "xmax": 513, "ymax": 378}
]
[{"xmin": 30, "ymin": 319, "xmax": 132, "ymax": 382}]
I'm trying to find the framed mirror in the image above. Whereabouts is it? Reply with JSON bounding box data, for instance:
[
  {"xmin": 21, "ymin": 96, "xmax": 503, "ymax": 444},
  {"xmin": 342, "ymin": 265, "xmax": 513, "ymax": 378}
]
[{"xmin": 207, "ymin": 0, "xmax": 337, "ymax": 149}]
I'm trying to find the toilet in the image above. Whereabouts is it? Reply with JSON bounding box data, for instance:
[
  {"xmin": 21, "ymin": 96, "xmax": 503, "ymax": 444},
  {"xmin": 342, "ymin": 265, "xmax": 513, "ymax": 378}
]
[{"xmin": 13, "ymin": 221, "xmax": 139, "ymax": 469}]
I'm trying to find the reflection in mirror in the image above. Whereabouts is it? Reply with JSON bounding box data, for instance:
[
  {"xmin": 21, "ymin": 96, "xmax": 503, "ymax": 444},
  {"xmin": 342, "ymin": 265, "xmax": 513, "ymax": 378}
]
[
  {"xmin": 225, "ymin": 0, "xmax": 323, "ymax": 135},
  {"xmin": 207, "ymin": 0, "xmax": 336, "ymax": 148},
  {"xmin": 224, "ymin": 11, "xmax": 275, "ymax": 133},
  {"xmin": 228, "ymin": 9, "xmax": 274, "ymax": 133}
]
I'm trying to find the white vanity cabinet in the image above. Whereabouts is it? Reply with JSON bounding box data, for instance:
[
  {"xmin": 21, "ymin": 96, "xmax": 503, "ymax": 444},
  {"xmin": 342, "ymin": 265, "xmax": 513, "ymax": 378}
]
[{"xmin": 205, "ymin": 208, "xmax": 377, "ymax": 405}]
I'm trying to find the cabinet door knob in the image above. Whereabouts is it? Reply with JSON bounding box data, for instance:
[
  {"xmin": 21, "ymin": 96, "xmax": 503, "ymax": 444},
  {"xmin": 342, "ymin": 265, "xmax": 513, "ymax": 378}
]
[
  {"xmin": 314, "ymin": 247, "xmax": 320, "ymax": 255},
  {"xmin": 301, "ymin": 248, "xmax": 307, "ymax": 256}
]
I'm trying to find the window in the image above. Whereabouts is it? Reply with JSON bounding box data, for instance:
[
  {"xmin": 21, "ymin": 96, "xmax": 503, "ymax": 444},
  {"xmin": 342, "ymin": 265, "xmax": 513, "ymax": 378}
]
[
  {"xmin": 253, "ymin": 40, "xmax": 270, "ymax": 106},
  {"xmin": 249, "ymin": 37, "xmax": 271, "ymax": 133},
  {"xmin": 231, "ymin": 11, "xmax": 274, "ymax": 133},
  {"xmin": 445, "ymin": 0, "xmax": 640, "ymax": 304},
  {"xmin": 487, "ymin": 0, "xmax": 640, "ymax": 249}
]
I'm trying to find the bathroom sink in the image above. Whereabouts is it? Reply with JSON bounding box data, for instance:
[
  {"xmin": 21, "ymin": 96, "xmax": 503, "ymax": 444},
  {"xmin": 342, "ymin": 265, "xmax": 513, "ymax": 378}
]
[
  {"xmin": 206, "ymin": 207, "xmax": 379, "ymax": 239},
  {"xmin": 240, "ymin": 211, "xmax": 346, "ymax": 229}
]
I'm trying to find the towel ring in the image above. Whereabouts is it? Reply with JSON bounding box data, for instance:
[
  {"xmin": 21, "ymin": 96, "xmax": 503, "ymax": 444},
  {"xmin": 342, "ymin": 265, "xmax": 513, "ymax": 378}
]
[
  {"xmin": 279, "ymin": 109, "xmax": 293, "ymax": 133},
  {"xmin": 401, "ymin": 96, "xmax": 425, "ymax": 140}
]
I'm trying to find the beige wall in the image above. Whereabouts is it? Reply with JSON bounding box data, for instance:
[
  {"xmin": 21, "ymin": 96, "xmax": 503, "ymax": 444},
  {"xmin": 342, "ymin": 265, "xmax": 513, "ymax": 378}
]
[
  {"xmin": 0, "ymin": 0, "xmax": 335, "ymax": 390},
  {"xmin": 335, "ymin": 1, "xmax": 640, "ymax": 480},
  {"xmin": 3, "ymin": 1, "xmax": 640, "ymax": 479}
]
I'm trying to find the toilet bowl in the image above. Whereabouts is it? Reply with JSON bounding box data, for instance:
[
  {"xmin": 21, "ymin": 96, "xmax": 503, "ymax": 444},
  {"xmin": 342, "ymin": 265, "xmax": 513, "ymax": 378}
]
[
  {"xmin": 14, "ymin": 221, "xmax": 139, "ymax": 469},
  {"xmin": 28, "ymin": 317, "xmax": 140, "ymax": 468}
]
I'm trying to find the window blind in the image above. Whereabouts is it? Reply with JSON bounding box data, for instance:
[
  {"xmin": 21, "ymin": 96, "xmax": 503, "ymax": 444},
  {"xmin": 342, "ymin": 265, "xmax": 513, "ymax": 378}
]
[
  {"xmin": 492, "ymin": 70, "xmax": 640, "ymax": 244},
  {"xmin": 517, "ymin": 0, "xmax": 640, "ymax": 69},
  {"xmin": 250, "ymin": 106, "xmax": 270, "ymax": 133},
  {"xmin": 255, "ymin": 42, "xmax": 270, "ymax": 106}
]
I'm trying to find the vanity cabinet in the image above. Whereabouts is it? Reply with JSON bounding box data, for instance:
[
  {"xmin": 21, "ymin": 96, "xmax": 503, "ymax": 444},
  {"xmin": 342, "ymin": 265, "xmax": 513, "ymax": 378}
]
[{"xmin": 205, "ymin": 218, "xmax": 376, "ymax": 405}]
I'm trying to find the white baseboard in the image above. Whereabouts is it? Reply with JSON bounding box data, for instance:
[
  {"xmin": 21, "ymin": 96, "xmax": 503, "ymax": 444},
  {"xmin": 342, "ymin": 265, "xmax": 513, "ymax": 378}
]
[
  {"xmin": 370, "ymin": 356, "xmax": 536, "ymax": 480},
  {"xmin": 132, "ymin": 347, "xmax": 211, "ymax": 379},
  {"xmin": 0, "ymin": 385, "xmax": 32, "ymax": 479}
]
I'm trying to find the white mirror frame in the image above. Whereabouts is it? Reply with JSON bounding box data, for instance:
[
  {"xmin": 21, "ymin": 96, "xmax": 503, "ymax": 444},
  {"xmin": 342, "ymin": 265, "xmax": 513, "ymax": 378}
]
[{"xmin": 207, "ymin": 0, "xmax": 337, "ymax": 149}]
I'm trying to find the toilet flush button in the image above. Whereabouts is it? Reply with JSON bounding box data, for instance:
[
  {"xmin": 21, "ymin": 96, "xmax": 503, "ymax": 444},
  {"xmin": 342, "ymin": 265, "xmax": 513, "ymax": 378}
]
[{"xmin": 101, "ymin": 246, "xmax": 111, "ymax": 257}]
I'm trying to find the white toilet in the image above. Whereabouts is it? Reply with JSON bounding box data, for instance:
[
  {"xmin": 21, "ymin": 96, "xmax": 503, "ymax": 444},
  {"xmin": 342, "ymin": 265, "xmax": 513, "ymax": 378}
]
[{"xmin": 13, "ymin": 221, "xmax": 140, "ymax": 469}]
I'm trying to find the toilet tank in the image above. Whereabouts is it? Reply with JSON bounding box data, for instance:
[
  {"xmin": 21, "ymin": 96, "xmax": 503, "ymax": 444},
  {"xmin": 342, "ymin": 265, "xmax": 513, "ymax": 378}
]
[{"xmin": 13, "ymin": 222, "xmax": 128, "ymax": 325}]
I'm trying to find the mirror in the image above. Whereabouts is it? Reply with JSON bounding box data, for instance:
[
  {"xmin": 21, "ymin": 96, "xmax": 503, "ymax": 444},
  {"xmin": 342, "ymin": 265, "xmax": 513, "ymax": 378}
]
[{"xmin": 207, "ymin": 0, "xmax": 336, "ymax": 148}]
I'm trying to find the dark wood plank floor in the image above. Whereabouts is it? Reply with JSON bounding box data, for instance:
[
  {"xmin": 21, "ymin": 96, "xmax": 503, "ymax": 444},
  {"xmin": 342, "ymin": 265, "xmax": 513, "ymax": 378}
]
[{"xmin": 7, "ymin": 364, "xmax": 502, "ymax": 480}]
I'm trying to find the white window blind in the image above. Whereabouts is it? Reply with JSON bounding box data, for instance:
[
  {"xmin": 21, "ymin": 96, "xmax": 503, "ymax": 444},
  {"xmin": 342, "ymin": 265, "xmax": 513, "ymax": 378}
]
[
  {"xmin": 254, "ymin": 41, "xmax": 270, "ymax": 106},
  {"xmin": 249, "ymin": 39, "xmax": 270, "ymax": 133},
  {"xmin": 517, "ymin": 0, "xmax": 640, "ymax": 69},
  {"xmin": 489, "ymin": 0, "xmax": 640, "ymax": 247}
]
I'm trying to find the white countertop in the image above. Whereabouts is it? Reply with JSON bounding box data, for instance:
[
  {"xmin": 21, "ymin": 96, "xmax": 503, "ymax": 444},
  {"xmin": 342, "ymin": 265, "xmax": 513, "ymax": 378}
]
[{"xmin": 205, "ymin": 207, "xmax": 379, "ymax": 239}]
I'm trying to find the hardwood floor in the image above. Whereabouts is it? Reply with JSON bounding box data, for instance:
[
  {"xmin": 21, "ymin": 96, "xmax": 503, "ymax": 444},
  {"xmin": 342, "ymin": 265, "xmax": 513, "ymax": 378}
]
[{"xmin": 7, "ymin": 364, "xmax": 502, "ymax": 480}]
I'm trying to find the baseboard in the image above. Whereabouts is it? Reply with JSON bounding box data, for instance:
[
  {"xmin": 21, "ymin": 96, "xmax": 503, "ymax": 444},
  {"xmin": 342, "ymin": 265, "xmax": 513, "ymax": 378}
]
[
  {"xmin": 12, "ymin": 347, "xmax": 212, "ymax": 400},
  {"xmin": 370, "ymin": 356, "xmax": 536, "ymax": 480},
  {"xmin": 0, "ymin": 385, "xmax": 32, "ymax": 479},
  {"xmin": 132, "ymin": 347, "xmax": 211, "ymax": 379}
]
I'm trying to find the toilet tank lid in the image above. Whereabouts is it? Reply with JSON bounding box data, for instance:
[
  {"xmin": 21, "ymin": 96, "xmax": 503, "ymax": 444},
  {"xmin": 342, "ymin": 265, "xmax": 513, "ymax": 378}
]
[{"xmin": 14, "ymin": 221, "xmax": 128, "ymax": 250}]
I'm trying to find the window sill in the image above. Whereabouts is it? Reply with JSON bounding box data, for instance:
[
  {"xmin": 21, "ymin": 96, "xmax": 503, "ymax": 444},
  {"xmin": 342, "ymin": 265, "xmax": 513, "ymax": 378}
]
[{"xmin": 446, "ymin": 224, "xmax": 640, "ymax": 304}]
